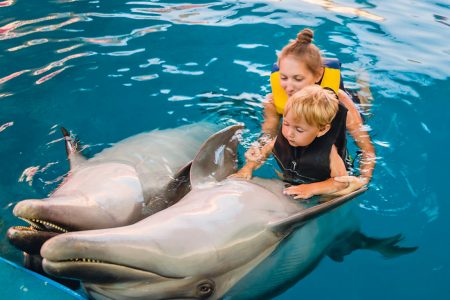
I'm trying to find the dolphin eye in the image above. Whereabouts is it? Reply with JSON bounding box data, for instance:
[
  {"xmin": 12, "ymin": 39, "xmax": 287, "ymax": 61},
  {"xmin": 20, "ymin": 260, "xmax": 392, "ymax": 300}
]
[
  {"xmin": 197, "ymin": 280, "xmax": 215, "ymax": 298},
  {"xmin": 199, "ymin": 285, "xmax": 210, "ymax": 293}
]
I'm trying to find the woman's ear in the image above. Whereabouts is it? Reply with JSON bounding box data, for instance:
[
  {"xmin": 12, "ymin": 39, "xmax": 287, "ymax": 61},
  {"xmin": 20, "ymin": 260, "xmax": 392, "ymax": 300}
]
[
  {"xmin": 317, "ymin": 124, "xmax": 331, "ymax": 137},
  {"xmin": 314, "ymin": 66, "xmax": 325, "ymax": 83}
]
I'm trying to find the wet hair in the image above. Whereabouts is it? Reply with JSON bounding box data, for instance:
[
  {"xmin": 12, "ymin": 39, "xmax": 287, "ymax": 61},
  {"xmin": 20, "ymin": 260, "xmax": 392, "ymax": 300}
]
[
  {"xmin": 278, "ymin": 28, "xmax": 323, "ymax": 78},
  {"xmin": 284, "ymin": 85, "xmax": 338, "ymax": 130}
]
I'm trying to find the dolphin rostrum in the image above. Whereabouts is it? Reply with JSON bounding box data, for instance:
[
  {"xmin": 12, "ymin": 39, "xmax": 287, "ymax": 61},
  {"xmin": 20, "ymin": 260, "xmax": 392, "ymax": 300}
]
[
  {"xmin": 8, "ymin": 122, "xmax": 219, "ymax": 256},
  {"xmin": 40, "ymin": 125, "xmax": 417, "ymax": 300}
]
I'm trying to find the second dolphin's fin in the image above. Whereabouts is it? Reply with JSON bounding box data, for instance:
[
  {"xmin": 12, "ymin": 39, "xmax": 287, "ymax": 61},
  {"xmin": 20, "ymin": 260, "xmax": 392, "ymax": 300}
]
[
  {"xmin": 164, "ymin": 161, "xmax": 192, "ymax": 205},
  {"xmin": 144, "ymin": 161, "xmax": 193, "ymax": 216},
  {"xmin": 61, "ymin": 127, "xmax": 86, "ymax": 169}
]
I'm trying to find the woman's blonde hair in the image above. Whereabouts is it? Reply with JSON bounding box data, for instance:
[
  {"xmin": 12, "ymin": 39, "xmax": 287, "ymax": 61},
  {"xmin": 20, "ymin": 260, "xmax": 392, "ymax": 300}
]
[
  {"xmin": 278, "ymin": 28, "xmax": 323, "ymax": 78},
  {"xmin": 284, "ymin": 85, "xmax": 338, "ymax": 129}
]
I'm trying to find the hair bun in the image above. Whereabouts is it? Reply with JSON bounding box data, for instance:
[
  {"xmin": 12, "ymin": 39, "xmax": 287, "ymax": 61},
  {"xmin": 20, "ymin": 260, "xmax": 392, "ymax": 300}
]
[{"xmin": 296, "ymin": 28, "xmax": 314, "ymax": 44}]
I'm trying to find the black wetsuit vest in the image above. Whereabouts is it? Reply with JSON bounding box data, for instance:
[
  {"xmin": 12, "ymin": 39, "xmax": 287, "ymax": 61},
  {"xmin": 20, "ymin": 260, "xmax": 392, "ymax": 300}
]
[{"xmin": 272, "ymin": 103, "xmax": 349, "ymax": 184}]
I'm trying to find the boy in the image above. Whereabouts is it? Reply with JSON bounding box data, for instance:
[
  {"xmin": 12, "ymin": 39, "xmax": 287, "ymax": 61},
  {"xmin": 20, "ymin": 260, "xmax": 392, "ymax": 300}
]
[{"xmin": 232, "ymin": 85, "xmax": 349, "ymax": 199}]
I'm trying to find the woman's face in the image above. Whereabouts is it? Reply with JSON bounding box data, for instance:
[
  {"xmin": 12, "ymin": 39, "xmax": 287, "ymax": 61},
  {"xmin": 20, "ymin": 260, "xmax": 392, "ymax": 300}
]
[{"xmin": 279, "ymin": 55, "xmax": 322, "ymax": 97}]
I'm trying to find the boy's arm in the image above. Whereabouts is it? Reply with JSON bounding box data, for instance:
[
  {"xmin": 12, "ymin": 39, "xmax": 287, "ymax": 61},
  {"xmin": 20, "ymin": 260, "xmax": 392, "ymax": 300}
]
[
  {"xmin": 230, "ymin": 140, "xmax": 275, "ymax": 180},
  {"xmin": 283, "ymin": 145, "xmax": 348, "ymax": 199}
]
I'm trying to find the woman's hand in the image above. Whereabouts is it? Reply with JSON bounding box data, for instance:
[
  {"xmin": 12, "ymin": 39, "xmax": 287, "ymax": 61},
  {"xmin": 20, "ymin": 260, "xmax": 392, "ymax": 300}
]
[
  {"xmin": 283, "ymin": 184, "xmax": 316, "ymax": 200},
  {"xmin": 332, "ymin": 175, "xmax": 369, "ymax": 195},
  {"xmin": 264, "ymin": 93, "xmax": 274, "ymax": 103}
]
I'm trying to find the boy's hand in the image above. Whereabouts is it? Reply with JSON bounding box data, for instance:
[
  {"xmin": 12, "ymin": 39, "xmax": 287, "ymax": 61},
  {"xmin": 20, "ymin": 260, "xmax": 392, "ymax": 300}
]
[
  {"xmin": 244, "ymin": 135, "xmax": 273, "ymax": 163},
  {"xmin": 283, "ymin": 184, "xmax": 316, "ymax": 200},
  {"xmin": 244, "ymin": 145, "xmax": 263, "ymax": 162},
  {"xmin": 228, "ymin": 166, "xmax": 253, "ymax": 180}
]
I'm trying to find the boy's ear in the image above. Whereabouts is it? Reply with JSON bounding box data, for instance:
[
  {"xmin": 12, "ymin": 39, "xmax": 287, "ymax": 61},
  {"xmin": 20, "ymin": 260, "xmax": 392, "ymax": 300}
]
[{"xmin": 317, "ymin": 124, "xmax": 331, "ymax": 137}]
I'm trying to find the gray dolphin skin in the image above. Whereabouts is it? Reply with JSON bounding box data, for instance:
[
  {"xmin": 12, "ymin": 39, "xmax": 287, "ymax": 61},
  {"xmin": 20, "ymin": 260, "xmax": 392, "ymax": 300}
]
[
  {"xmin": 8, "ymin": 122, "xmax": 219, "ymax": 255},
  {"xmin": 40, "ymin": 125, "xmax": 416, "ymax": 300}
]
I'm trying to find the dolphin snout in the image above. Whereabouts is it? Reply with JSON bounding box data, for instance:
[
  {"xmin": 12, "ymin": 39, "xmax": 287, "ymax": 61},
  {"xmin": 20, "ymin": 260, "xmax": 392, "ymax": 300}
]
[{"xmin": 13, "ymin": 199, "xmax": 43, "ymax": 218}]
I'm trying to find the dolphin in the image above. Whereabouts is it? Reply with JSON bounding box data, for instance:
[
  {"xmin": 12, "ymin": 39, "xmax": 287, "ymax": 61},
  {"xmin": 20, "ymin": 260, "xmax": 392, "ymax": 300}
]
[
  {"xmin": 8, "ymin": 122, "xmax": 219, "ymax": 256},
  {"xmin": 40, "ymin": 125, "xmax": 416, "ymax": 300}
]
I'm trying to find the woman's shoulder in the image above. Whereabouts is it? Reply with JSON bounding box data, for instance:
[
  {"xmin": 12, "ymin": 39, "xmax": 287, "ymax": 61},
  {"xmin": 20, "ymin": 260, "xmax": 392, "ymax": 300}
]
[{"xmin": 337, "ymin": 89, "xmax": 358, "ymax": 111}]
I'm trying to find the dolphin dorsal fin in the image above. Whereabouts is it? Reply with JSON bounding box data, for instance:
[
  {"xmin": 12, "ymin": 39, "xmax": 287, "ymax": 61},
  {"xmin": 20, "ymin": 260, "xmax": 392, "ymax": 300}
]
[
  {"xmin": 269, "ymin": 187, "xmax": 368, "ymax": 234},
  {"xmin": 61, "ymin": 127, "xmax": 86, "ymax": 170},
  {"xmin": 190, "ymin": 124, "xmax": 244, "ymax": 188}
]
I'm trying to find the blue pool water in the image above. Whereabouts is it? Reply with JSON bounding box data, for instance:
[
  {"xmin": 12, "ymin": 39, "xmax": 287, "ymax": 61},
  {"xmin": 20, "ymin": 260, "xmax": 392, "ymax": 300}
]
[{"xmin": 0, "ymin": 0, "xmax": 449, "ymax": 299}]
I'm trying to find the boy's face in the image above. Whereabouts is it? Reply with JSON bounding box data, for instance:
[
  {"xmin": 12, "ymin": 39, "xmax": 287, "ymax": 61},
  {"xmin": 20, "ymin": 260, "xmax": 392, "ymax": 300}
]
[
  {"xmin": 282, "ymin": 110, "xmax": 328, "ymax": 147},
  {"xmin": 279, "ymin": 55, "xmax": 322, "ymax": 97}
]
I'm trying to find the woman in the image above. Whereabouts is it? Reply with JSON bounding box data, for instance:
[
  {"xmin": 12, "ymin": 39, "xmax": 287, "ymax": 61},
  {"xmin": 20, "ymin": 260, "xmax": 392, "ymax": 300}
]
[{"xmin": 245, "ymin": 28, "xmax": 375, "ymax": 194}]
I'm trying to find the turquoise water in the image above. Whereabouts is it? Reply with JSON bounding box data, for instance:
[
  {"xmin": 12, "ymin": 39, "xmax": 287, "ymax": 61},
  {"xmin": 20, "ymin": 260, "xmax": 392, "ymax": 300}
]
[{"xmin": 0, "ymin": 0, "xmax": 449, "ymax": 299}]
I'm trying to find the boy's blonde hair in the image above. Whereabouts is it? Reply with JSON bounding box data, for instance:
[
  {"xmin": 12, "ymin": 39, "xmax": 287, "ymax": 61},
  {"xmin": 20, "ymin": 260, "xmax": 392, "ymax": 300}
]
[{"xmin": 284, "ymin": 85, "xmax": 339, "ymax": 129}]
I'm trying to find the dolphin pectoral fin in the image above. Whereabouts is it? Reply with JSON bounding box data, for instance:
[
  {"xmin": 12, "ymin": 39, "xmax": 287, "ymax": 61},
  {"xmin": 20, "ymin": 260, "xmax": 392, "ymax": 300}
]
[
  {"xmin": 190, "ymin": 124, "xmax": 244, "ymax": 188},
  {"xmin": 328, "ymin": 232, "xmax": 418, "ymax": 262},
  {"xmin": 61, "ymin": 127, "xmax": 86, "ymax": 169},
  {"xmin": 269, "ymin": 187, "xmax": 367, "ymax": 234}
]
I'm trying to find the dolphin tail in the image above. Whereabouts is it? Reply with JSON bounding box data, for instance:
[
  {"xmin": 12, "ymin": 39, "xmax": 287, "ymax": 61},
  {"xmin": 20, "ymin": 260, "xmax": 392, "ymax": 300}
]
[
  {"xmin": 359, "ymin": 233, "xmax": 418, "ymax": 258},
  {"xmin": 61, "ymin": 127, "xmax": 86, "ymax": 169},
  {"xmin": 328, "ymin": 231, "xmax": 418, "ymax": 262}
]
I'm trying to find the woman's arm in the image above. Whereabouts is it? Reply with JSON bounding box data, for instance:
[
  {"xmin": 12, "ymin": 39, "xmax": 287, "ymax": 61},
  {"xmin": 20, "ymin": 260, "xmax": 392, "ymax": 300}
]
[
  {"xmin": 283, "ymin": 146, "xmax": 348, "ymax": 199},
  {"xmin": 261, "ymin": 94, "xmax": 281, "ymax": 138},
  {"xmin": 337, "ymin": 90, "xmax": 376, "ymax": 187}
]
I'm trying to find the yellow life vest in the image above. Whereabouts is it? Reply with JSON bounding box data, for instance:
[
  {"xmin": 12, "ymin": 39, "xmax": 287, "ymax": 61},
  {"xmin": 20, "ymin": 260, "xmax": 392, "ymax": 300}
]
[{"xmin": 270, "ymin": 58, "xmax": 342, "ymax": 115}]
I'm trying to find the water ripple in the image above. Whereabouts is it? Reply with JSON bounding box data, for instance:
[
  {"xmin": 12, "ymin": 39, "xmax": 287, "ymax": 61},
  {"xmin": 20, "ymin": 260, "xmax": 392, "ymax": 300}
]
[
  {"xmin": 233, "ymin": 60, "xmax": 270, "ymax": 77},
  {"xmin": 0, "ymin": 121, "xmax": 13, "ymax": 133},
  {"xmin": 0, "ymin": 69, "xmax": 29, "ymax": 84},
  {"xmin": 0, "ymin": 13, "xmax": 85, "ymax": 41},
  {"xmin": 33, "ymin": 51, "xmax": 95, "ymax": 76},
  {"xmin": 162, "ymin": 64, "xmax": 204, "ymax": 75},
  {"xmin": 106, "ymin": 48, "xmax": 145, "ymax": 56},
  {"xmin": 7, "ymin": 38, "xmax": 49, "ymax": 52},
  {"xmin": 0, "ymin": 0, "xmax": 15, "ymax": 8},
  {"xmin": 35, "ymin": 65, "xmax": 71, "ymax": 85},
  {"xmin": 131, "ymin": 74, "xmax": 159, "ymax": 81},
  {"xmin": 81, "ymin": 24, "xmax": 170, "ymax": 46}
]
